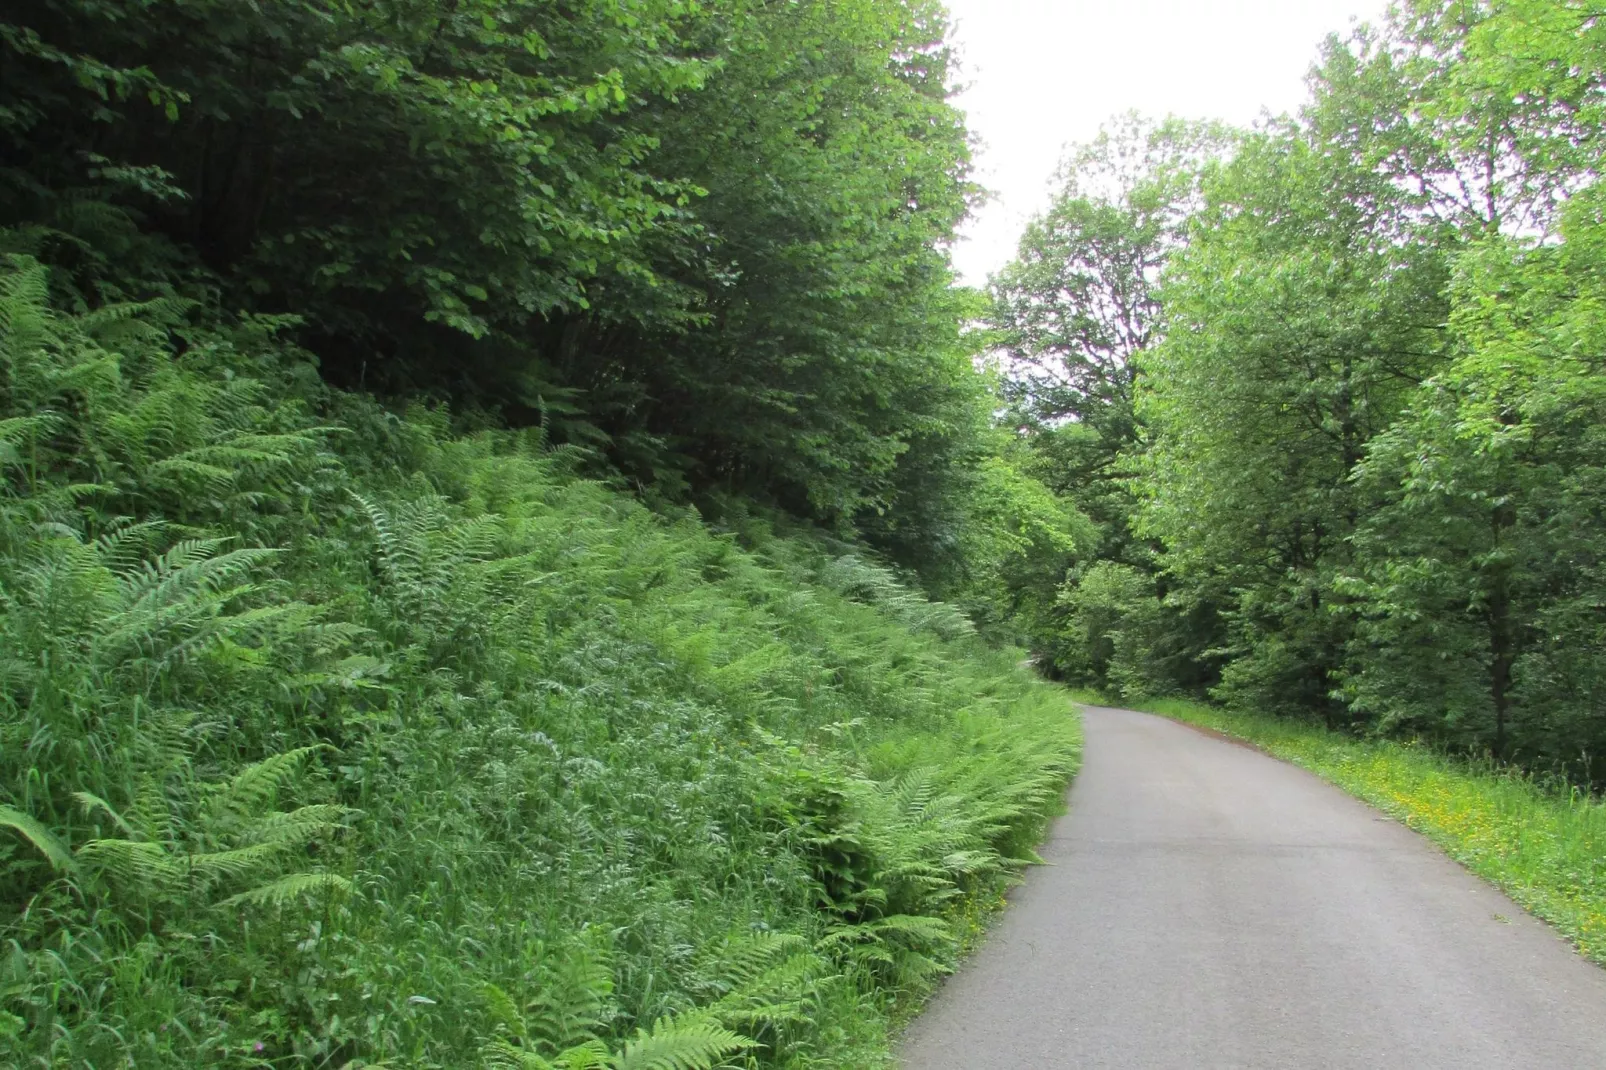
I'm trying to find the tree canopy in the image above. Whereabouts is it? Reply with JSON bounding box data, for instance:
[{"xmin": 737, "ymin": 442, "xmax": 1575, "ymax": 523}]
[
  {"xmin": 996, "ymin": 0, "xmax": 1606, "ymax": 779},
  {"xmin": 2, "ymin": 0, "xmax": 1045, "ymax": 560}
]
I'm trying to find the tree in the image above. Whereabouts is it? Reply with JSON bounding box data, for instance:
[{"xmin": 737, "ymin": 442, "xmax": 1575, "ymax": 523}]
[
  {"xmin": 985, "ymin": 116, "xmax": 1231, "ymax": 690},
  {"xmin": 1335, "ymin": 0, "xmax": 1606, "ymax": 769},
  {"xmin": 1, "ymin": 0, "xmax": 712, "ymax": 345},
  {"xmin": 1139, "ymin": 44, "xmax": 1457, "ymax": 716},
  {"xmin": 991, "ymin": 115, "xmax": 1228, "ymax": 434},
  {"xmin": 1132, "ymin": 0, "xmax": 1606, "ymax": 767},
  {"xmin": 0, "ymin": 0, "xmax": 998, "ymax": 570},
  {"xmin": 595, "ymin": 0, "xmax": 981, "ymax": 529}
]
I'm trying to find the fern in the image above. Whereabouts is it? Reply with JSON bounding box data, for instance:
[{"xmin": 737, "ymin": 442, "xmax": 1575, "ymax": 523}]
[
  {"xmin": 0, "ymin": 251, "xmax": 1085, "ymax": 1068},
  {"xmin": 612, "ymin": 1016, "xmax": 752, "ymax": 1070},
  {"xmin": 0, "ymin": 413, "xmax": 57, "ymax": 468},
  {"xmin": 71, "ymin": 746, "xmax": 349, "ymax": 906},
  {"xmin": 483, "ymin": 1011, "xmax": 751, "ymax": 1070},
  {"xmin": 91, "ymin": 519, "xmax": 169, "ymax": 572},
  {"xmin": 71, "ymin": 791, "xmax": 136, "ymax": 836},
  {"xmin": 484, "ymin": 1037, "xmax": 566, "ymax": 1069},
  {"xmin": 817, "ymin": 554, "xmax": 977, "ymax": 641},
  {"xmin": 73, "ymin": 838, "xmax": 173, "ymax": 886},
  {"xmin": 524, "ymin": 934, "xmax": 618, "ymax": 1051},
  {"xmin": 0, "ymin": 805, "xmax": 77, "ymax": 873},
  {"xmin": 817, "ymin": 914, "xmax": 954, "ymax": 986},
  {"xmin": 148, "ymin": 433, "xmax": 323, "ymax": 495},
  {"xmin": 479, "ymin": 933, "xmax": 755, "ymax": 1070},
  {"xmin": 215, "ymin": 871, "xmax": 353, "ymax": 908},
  {"xmin": 206, "ymin": 746, "xmax": 326, "ymax": 822},
  {"xmin": 693, "ymin": 932, "xmax": 830, "ymax": 1033},
  {"xmin": 76, "ymin": 296, "xmax": 192, "ymax": 349}
]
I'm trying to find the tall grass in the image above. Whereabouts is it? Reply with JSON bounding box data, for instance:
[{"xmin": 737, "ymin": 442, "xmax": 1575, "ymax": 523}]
[
  {"xmin": 1083, "ymin": 693, "xmax": 1606, "ymax": 966},
  {"xmin": 0, "ymin": 252, "xmax": 1081, "ymax": 1067}
]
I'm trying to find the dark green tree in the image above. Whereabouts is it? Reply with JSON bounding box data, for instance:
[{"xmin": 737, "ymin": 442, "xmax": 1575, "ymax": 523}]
[
  {"xmin": 1336, "ymin": 0, "xmax": 1606, "ymax": 769},
  {"xmin": 1, "ymin": 0, "xmax": 993, "ymax": 565}
]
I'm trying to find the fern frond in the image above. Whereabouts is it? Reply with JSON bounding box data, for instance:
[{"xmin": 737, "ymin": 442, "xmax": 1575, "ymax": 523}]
[
  {"xmin": 817, "ymin": 913, "xmax": 951, "ymax": 951},
  {"xmin": 240, "ymin": 803, "xmax": 349, "ymax": 846},
  {"xmin": 351, "ymin": 491, "xmax": 414, "ymax": 588},
  {"xmin": 703, "ymin": 950, "xmax": 829, "ymax": 1030},
  {"xmin": 610, "ymin": 1016, "xmax": 752, "ymax": 1070},
  {"xmin": 443, "ymin": 514, "xmax": 506, "ymax": 562},
  {"xmin": 865, "ymin": 914, "xmax": 953, "ymax": 941},
  {"xmin": 210, "ymin": 746, "xmax": 327, "ymax": 819},
  {"xmin": 76, "ymin": 838, "xmax": 177, "ymax": 885},
  {"xmin": 299, "ymin": 621, "xmax": 372, "ymax": 654},
  {"xmin": 149, "ymin": 434, "xmax": 320, "ymax": 485},
  {"xmin": 216, "ymin": 871, "xmax": 353, "ymax": 908},
  {"xmin": 284, "ymin": 655, "xmax": 393, "ymax": 694},
  {"xmin": 145, "ymin": 457, "xmax": 236, "ymax": 493},
  {"xmin": 178, "ymin": 839, "xmax": 298, "ymax": 882},
  {"xmin": 0, "ymin": 256, "xmax": 59, "ymax": 362},
  {"xmin": 72, "ymin": 791, "xmax": 135, "ymax": 836},
  {"xmin": 0, "ymin": 414, "xmax": 58, "ymax": 464},
  {"xmin": 483, "ymin": 984, "xmax": 529, "ymax": 1039},
  {"xmin": 484, "ymin": 1038, "xmax": 559, "ymax": 1070},
  {"xmin": 524, "ymin": 935, "xmax": 616, "ymax": 1050},
  {"xmin": 77, "ymin": 296, "xmax": 195, "ymax": 346},
  {"xmin": 0, "ymin": 252, "xmax": 52, "ymax": 315},
  {"xmin": 699, "ymin": 931, "xmax": 809, "ymax": 990},
  {"xmin": 0, "ymin": 805, "xmax": 77, "ymax": 873},
  {"xmin": 553, "ymin": 1041, "xmax": 612, "ymax": 1069},
  {"xmin": 92, "ymin": 519, "xmax": 169, "ymax": 571}
]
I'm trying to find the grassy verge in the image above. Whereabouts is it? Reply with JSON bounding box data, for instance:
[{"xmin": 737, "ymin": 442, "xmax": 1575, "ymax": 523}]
[{"xmin": 1069, "ymin": 692, "xmax": 1606, "ymax": 967}]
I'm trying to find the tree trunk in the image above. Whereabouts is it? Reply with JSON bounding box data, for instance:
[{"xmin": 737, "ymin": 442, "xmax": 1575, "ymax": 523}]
[
  {"xmin": 1487, "ymin": 499, "xmax": 1516, "ymax": 759},
  {"xmin": 1488, "ymin": 588, "xmax": 1512, "ymax": 759}
]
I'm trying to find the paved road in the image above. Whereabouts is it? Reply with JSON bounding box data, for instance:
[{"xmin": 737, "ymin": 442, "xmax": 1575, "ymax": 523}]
[{"xmin": 899, "ymin": 705, "xmax": 1606, "ymax": 1070}]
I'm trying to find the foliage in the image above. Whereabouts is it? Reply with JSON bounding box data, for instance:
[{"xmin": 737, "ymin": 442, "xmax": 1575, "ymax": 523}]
[
  {"xmin": 1139, "ymin": 94, "xmax": 1455, "ymax": 717},
  {"xmin": 1134, "ymin": 0, "xmax": 1606, "ymax": 769},
  {"xmin": 0, "ymin": 0, "xmax": 994, "ymax": 560},
  {"xmin": 1340, "ymin": 197, "xmax": 1606, "ymax": 770},
  {"xmin": 0, "ymin": 251, "xmax": 1080, "ymax": 1067},
  {"xmin": 591, "ymin": 0, "xmax": 984, "ymax": 529},
  {"xmin": 998, "ymin": 0, "xmax": 1606, "ymax": 787},
  {"xmin": 991, "ymin": 114, "xmax": 1230, "ymax": 437},
  {"xmin": 0, "ymin": 0, "xmax": 1092, "ymax": 1056},
  {"xmin": 984, "ymin": 115, "xmax": 1229, "ymax": 687},
  {"xmin": 1053, "ymin": 563, "xmax": 1171, "ymax": 700}
]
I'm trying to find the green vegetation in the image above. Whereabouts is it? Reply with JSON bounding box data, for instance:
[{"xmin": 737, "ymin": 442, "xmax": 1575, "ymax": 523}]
[
  {"xmin": 0, "ymin": 0, "xmax": 1084, "ymax": 581},
  {"xmin": 993, "ymin": 0, "xmax": 1606, "ymax": 787},
  {"xmin": 0, "ymin": 255, "xmax": 1078, "ymax": 1064},
  {"xmin": 0, "ymin": 1, "xmax": 1087, "ymax": 1065},
  {"xmin": 8, "ymin": 0, "xmax": 1606, "ymax": 1061},
  {"xmin": 1083, "ymin": 694, "xmax": 1606, "ymax": 968}
]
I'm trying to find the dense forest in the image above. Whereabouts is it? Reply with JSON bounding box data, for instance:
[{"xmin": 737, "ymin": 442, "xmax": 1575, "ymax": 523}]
[
  {"xmin": 3, "ymin": 0, "xmax": 1605, "ymax": 1064},
  {"xmin": 999, "ymin": 1, "xmax": 1606, "ymax": 785}
]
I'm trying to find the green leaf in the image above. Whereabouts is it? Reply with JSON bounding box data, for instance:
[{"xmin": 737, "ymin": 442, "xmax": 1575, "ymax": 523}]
[{"xmin": 0, "ymin": 806, "xmax": 77, "ymax": 874}]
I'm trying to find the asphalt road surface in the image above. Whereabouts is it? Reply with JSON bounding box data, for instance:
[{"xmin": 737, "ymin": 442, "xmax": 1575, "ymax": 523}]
[{"xmin": 898, "ymin": 705, "xmax": 1606, "ymax": 1070}]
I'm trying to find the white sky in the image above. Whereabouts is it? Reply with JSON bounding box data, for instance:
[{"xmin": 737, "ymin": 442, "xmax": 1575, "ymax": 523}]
[{"xmin": 944, "ymin": 0, "xmax": 1389, "ymax": 285}]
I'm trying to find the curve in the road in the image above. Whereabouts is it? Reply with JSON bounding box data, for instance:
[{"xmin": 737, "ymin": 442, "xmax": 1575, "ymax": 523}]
[{"xmin": 898, "ymin": 705, "xmax": 1606, "ymax": 1070}]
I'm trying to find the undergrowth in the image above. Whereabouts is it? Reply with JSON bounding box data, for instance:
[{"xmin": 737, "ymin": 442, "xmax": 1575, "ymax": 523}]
[
  {"xmin": 0, "ymin": 252, "xmax": 1081, "ymax": 1067},
  {"xmin": 1076, "ymin": 692, "xmax": 1606, "ymax": 967}
]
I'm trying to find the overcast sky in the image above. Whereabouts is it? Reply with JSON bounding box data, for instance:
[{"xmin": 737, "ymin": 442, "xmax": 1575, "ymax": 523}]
[{"xmin": 943, "ymin": 0, "xmax": 1389, "ymax": 285}]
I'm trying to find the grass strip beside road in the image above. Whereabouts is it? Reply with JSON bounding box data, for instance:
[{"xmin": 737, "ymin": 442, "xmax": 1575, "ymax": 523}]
[{"xmin": 1069, "ymin": 693, "xmax": 1606, "ymax": 967}]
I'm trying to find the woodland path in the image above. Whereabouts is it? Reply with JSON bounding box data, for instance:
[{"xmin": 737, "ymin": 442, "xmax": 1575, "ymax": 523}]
[{"xmin": 898, "ymin": 705, "xmax": 1606, "ymax": 1069}]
